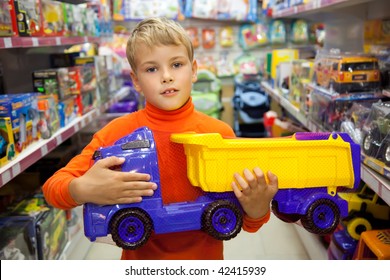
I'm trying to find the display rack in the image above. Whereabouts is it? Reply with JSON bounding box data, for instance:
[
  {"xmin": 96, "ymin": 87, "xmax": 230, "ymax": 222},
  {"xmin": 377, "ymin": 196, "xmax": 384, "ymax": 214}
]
[
  {"xmin": 272, "ymin": 0, "xmax": 373, "ymax": 18},
  {"xmin": 262, "ymin": 81, "xmax": 390, "ymax": 206},
  {"xmin": 0, "ymin": 36, "xmax": 104, "ymax": 49},
  {"xmin": 0, "ymin": 86, "xmax": 130, "ymax": 188}
]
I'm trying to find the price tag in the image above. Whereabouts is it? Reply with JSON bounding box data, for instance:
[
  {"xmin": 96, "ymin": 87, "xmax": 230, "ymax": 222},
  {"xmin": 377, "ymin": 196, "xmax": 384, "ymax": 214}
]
[{"xmin": 4, "ymin": 38, "xmax": 12, "ymax": 48}]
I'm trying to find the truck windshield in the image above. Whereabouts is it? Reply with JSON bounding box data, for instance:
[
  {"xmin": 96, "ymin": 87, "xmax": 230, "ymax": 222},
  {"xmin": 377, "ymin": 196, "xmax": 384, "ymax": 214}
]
[{"xmin": 340, "ymin": 62, "xmax": 379, "ymax": 72}]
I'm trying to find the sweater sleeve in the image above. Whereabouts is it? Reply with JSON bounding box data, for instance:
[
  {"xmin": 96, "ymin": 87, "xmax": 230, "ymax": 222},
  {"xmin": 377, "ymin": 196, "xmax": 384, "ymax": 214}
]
[
  {"xmin": 42, "ymin": 114, "xmax": 139, "ymax": 210},
  {"xmin": 242, "ymin": 210, "xmax": 271, "ymax": 233}
]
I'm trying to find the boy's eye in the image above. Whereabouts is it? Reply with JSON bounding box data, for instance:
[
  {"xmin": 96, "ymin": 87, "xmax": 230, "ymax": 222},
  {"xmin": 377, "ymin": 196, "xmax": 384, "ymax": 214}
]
[
  {"xmin": 146, "ymin": 67, "xmax": 157, "ymax": 73},
  {"xmin": 173, "ymin": 62, "xmax": 183, "ymax": 68}
]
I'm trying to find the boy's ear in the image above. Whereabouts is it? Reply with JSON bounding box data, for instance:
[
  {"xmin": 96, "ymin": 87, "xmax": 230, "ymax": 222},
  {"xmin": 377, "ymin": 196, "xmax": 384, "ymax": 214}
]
[
  {"xmin": 191, "ymin": 60, "xmax": 198, "ymax": 83},
  {"xmin": 130, "ymin": 70, "xmax": 142, "ymax": 93}
]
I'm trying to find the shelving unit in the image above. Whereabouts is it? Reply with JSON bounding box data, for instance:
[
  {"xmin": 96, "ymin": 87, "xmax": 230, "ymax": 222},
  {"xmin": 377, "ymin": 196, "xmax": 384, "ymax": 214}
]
[
  {"xmin": 0, "ymin": 36, "xmax": 103, "ymax": 49},
  {"xmin": 265, "ymin": 0, "xmax": 390, "ymax": 259},
  {"xmin": 0, "ymin": 86, "xmax": 129, "ymax": 187}
]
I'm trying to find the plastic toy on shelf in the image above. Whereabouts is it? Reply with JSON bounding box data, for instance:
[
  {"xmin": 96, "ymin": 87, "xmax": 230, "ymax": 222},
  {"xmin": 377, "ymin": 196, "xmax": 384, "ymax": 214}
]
[
  {"xmin": 83, "ymin": 127, "xmax": 360, "ymax": 249},
  {"xmin": 339, "ymin": 183, "xmax": 390, "ymax": 240},
  {"xmin": 361, "ymin": 102, "xmax": 390, "ymax": 178},
  {"xmin": 354, "ymin": 229, "xmax": 390, "ymax": 260},
  {"xmin": 313, "ymin": 50, "xmax": 381, "ymax": 94}
]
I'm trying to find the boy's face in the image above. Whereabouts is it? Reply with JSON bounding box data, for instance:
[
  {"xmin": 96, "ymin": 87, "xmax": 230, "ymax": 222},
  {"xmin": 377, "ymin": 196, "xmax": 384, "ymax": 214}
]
[{"xmin": 130, "ymin": 43, "xmax": 197, "ymax": 111}]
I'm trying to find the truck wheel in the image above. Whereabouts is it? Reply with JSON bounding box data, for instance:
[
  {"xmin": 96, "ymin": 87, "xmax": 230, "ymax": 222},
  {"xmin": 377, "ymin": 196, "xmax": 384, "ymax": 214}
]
[
  {"xmin": 383, "ymin": 142, "xmax": 390, "ymax": 166},
  {"xmin": 347, "ymin": 217, "xmax": 372, "ymax": 240},
  {"xmin": 362, "ymin": 133, "xmax": 374, "ymax": 156},
  {"xmin": 202, "ymin": 200, "xmax": 242, "ymax": 240},
  {"xmin": 271, "ymin": 200, "xmax": 300, "ymax": 223},
  {"xmin": 301, "ymin": 198, "xmax": 340, "ymax": 235},
  {"xmin": 110, "ymin": 208, "xmax": 153, "ymax": 250}
]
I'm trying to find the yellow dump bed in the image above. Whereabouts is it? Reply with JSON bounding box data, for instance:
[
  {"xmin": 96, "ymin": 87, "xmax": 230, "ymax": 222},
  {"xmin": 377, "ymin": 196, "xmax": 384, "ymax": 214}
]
[{"xmin": 170, "ymin": 132, "xmax": 356, "ymax": 193}]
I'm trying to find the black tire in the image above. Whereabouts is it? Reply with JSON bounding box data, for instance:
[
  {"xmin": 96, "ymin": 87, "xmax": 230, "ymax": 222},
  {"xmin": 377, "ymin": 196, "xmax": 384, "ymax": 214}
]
[
  {"xmin": 383, "ymin": 141, "xmax": 390, "ymax": 166},
  {"xmin": 109, "ymin": 208, "xmax": 153, "ymax": 250},
  {"xmin": 301, "ymin": 198, "xmax": 340, "ymax": 235},
  {"xmin": 271, "ymin": 200, "xmax": 301, "ymax": 223},
  {"xmin": 202, "ymin": 200, "xmax": 242, "ymax": 240},
  {"xmin": 362, "ymin": 133, "xmax": 374, "ymax": 156}
]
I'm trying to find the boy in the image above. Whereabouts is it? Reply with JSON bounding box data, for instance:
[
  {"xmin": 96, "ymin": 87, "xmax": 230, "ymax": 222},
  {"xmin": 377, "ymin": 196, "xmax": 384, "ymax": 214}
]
[{"xmin": 42, "ymin": 17, "xmax": 278, "ymax": 260}]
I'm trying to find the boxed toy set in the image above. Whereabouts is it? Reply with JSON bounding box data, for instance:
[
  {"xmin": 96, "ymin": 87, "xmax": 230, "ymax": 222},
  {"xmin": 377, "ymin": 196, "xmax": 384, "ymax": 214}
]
[{"xmin": 0, "ymin": 117, "xmax": 16, "ymax": 167}]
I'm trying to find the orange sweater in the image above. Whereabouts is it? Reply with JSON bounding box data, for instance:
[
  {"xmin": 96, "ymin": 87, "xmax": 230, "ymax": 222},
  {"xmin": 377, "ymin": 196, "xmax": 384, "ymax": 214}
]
[{"xmin": 42, "ymin": 97, "xmax": 270, "ymax": 260}]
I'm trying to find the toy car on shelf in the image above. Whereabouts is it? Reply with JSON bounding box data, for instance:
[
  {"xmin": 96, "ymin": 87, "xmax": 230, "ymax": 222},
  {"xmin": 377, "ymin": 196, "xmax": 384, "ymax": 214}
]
[
  {"xmin": 83, "ymin": 127, "xmax": 360, "ymax": 249},
  {"xmin": 362, "ymin": 102, "xmax": 390, "ymax": 166},
  {"xmin": 313, "ymin": 50, "xmax": 381, "ymax": 94}
]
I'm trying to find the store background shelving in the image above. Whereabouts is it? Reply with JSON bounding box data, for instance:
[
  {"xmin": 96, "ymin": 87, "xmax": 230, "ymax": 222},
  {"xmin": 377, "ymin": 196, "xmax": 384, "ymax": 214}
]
[
  {"xmin": 264, "ymin": 0, "xmax": 390, "ymax": 259},
  {"xmin": 0, "ymin": 86, "xmax": 129, "ymax": 187}
]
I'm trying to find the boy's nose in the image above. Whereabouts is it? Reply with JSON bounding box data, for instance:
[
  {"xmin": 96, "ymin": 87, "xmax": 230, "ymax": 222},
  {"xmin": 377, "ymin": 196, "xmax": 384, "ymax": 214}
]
[{"xmin": 161, "ymin": 70, "xmax": 174, "ymax": 83}]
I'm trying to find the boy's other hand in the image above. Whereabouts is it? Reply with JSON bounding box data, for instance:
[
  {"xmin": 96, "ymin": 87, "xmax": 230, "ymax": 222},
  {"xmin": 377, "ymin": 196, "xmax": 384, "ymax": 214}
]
[
  {"xmin": 232, "ymin": 167, "xmax": 278, "ymax": 219},
  {"xmin": 69, "ymin": 156, "xmax": 157, "ymax": 205}
]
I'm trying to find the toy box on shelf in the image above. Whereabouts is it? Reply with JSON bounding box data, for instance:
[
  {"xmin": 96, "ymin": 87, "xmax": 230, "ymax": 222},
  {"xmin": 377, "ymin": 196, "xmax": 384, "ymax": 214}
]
[
  {"xmin": 6, "ymin": 195, "xmax": 68, "ymax": 260},
  {"xmin": 32, "ymin": 68, "xmax": 71, "ymax": 102},
  {"xmin": 41, "ymin": 0, "xmax": 65, "ymax": 37},
  {"xmin": 0, "ymin": 93, "xmax": 39, "ymax": 153},
  {"xmin": 184, "ymin": 0, "xmax": 257, "ymax": 22},
  {"xmin": 68, "ymin": 65, "xmax": 97, "ymax": 115},
  {"xmin": 0, "ymin": 0, "xmax": 18, "ymax": 37},
  {"xmin": 289, "ymin": 59, "xmax": 314, "ymax": 111},
  {"xmin": 308, "ymin": 85, "xmax": 383, "ymax": 132},
  {"xmin": 37, "ymin": 94, "xmax": 60, "ymax": 139},
  {"xmin": 14, "ymin": 0, "xmax": 44, "ymax": 37},
  {"xmin": 0, "ymin": 216, "xmax": 37, "ymax": 260},
  {"xmin": 313, "ymin": 49, "xmax": 381, "ymax": 94},
  {"xmin": 354, "ymin": 228, "xmax": 390, "ymax": 260},
  {"xmin": 361, "ymin": 101, "xmax": 390, "ymax": 179},
  {"xmin": 266, "ymin": 48, "xmax": 299, "ymax": 88},
  {"xmin": 0, "ymin": 117, "xmax": 15, "ymax": 167}
]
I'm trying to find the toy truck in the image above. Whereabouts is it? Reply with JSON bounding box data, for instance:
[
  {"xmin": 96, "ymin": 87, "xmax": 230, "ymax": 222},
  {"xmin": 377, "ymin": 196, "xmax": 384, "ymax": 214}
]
[{"xmin": 83, "ymin": 127, "xmax": 360, "ymax": 250}]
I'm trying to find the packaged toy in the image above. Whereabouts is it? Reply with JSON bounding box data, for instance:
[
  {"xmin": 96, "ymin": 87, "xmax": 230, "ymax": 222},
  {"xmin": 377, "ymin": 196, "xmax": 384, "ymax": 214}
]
[
  {"xmin": 202, "ymin": 28, "xmax": 216, "ymax": 49},
  {"xmin": 185, "ymin": 27, "xmax": 200, "ymax": 49},
  {"xmin": 290, "ymin": 19, "xmax": 309, "ymax": 44},
  {"xmin": 0, "ymin": 0, "xmax": 18, "ymax": 37},
  {"xmin": 191, "ymin": 69, "xmax": 223, "ymax": 119},
  {"xmin": 309, "ymin": 87, "xmax": 382, "ymax": 132},
  {"xmin": 361, "ymin": 101, "xmax": 390, "ymax": 178},
  {"xmin": 185, "ymin": 0, "xmax": 257, "ymax": 22},
  {"xmin": 219, "ymin": 26, "xmax": 234, "ymax": 48},
  {"xmin": 41, "ymin": 0, "xmax": 65, "ymax": 36},
  {"xmin": 269, "ymin": 19, "xmax": 287, "ymax": 45},
  {"xmin": 14, "ymin": 0, "xmax": 44, "ymax": 36},
  {"xmin": 239, "ymin": 22, "xmax": 268, "ymax": 50},
  {"xmin": 113, "ymin": 0, "xmax": 181, "ymax": 20},
  {"xmin": 0, "ymin": 117, "xmax": 15, "ymax": 166},
  {"xmin": 313, "ymin": 50, "xmax": 381, "ymax": 94},
  {"xmin": 0, "ymin": 216, "xmax": 37, "ymax": 259}
]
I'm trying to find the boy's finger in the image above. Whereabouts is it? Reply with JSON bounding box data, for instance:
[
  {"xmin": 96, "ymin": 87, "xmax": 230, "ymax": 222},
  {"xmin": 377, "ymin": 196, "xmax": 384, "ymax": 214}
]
[
  {"xmin": 267, "ymin": 171, "xmax": 279, "ymax": 191},
  {"xmin": 98, "ymin": 156, "xmax": 125, "ymax": 168},
  {"xmin": 253, "ymin": 167, "xmax": 267, "ymax": 186}
]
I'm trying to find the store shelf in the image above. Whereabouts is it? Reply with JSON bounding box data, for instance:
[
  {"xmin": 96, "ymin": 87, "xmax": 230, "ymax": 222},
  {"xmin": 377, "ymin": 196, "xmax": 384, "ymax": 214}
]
[
  {"xmin": 0, "ymin": 36, "xmax": 103, "ymax": 49},
  {"xmin": 261, "ymin": 80, "xmax": 390, "ymax": 206},
  {"xmin": 272, "ymin": 0, "xmax": 374, "ymax": 18},
  {"xmin": 0, "ymin": 87, "xmax": 130, "ymax": 187}
]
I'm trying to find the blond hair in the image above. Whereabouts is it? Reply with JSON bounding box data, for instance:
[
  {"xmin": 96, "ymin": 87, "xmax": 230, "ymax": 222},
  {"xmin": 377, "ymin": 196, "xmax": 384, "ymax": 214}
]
[{"xmin": 126, "ymin": 17, "xmax": 194, "ymax": 72}]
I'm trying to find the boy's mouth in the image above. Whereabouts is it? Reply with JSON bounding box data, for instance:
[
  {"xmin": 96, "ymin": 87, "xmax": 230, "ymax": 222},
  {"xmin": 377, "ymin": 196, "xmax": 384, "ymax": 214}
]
[{"xmin": 161, "ymin": 88, "xmax": 178, "ymax": 95}]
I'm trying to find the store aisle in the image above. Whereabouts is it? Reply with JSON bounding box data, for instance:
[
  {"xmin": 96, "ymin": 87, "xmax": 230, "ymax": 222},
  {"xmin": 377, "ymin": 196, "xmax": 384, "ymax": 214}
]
[{"xmin": 83, "ymin": 214, "xmax": 315, "ymax": 260}]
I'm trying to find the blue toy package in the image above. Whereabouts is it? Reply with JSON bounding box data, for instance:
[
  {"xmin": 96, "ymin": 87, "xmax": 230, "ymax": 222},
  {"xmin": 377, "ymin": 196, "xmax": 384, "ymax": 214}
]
[
  {"xmin": 185, "ymin": 0, "xmax": 257, "ymax": 22},
  {"xmin": 113, "ymin": 0, "xmax": 182, "ymax": 21},
  {"xmin": 269, "ymin": 19, "xmax": 287, "ymax": 45}
]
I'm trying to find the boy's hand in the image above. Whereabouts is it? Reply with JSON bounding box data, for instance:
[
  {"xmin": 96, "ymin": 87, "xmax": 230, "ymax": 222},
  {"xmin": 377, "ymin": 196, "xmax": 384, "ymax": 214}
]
[
  {"xmin": 69, "ymin": 156, "xmax": 157, "ymax": 205},
  {"xmin": 232, "ymin": 167, "xmax": 278, "ymax": 219}
]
